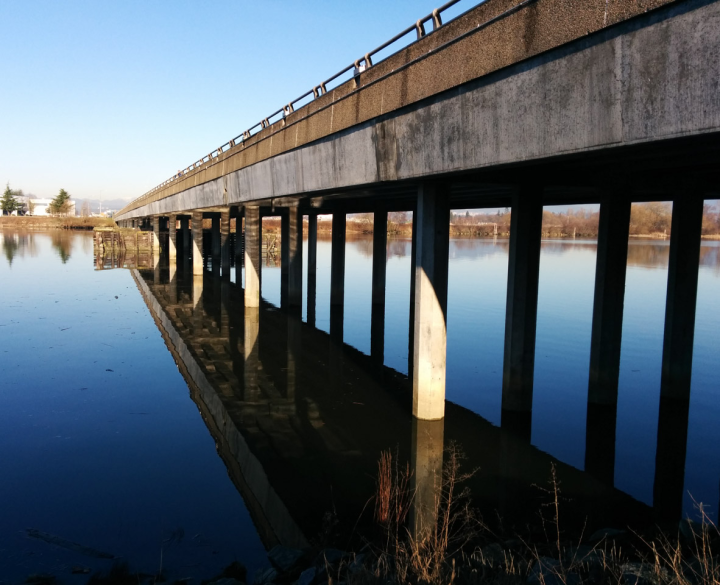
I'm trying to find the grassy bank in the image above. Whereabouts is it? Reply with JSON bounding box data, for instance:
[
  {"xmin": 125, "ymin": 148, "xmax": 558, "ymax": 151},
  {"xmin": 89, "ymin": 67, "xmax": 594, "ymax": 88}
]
[{"xmin": 0, "ymin": 216, "xmax": 116, "ymax": 230}]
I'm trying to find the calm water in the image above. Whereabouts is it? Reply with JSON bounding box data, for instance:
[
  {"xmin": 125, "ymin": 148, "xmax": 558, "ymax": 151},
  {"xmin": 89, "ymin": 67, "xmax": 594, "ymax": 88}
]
[{"xmin": 1, "ymin": 229, "xmax": 719, "ymax": 581}]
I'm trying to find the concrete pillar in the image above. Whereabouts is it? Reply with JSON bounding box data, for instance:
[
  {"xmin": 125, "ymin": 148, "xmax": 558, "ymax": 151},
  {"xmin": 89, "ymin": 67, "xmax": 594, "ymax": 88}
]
[
  {"xmin": 307, "ymin": 214, "xmax": 318, "ymax": 327},
  {"xmin": 371, "ymin": 210, "xmax": 388, "ymax": 366},
  {"xmin": 661, "ymin": 195, "xmax": 704, "ymax": 400},
  {"xmin": 211, "ymin": 215, "xmax": 221, "ymax": 277},
  {"xmin": 244, "ymin": 206, "xmax": 261, "ymax": 308},
  {"xmin": 410, "ymin": 418, "xmax": 444, "ymax": 539},
  {"xmin": 152, "ymin": 216, "xmax": 161, "ymax": 256},
  {"xmin": 192, "ymin": 211, "xmax": 204, "ymax": 276},
  {"xmin": 235, "ymin": 215, "xmax": 244, "ymax": 275},
  {"xmin": 168, "ymin": 214, "xmax": 177, "ymax": 260},
  {"xmin": 288, "ymin": 207, "xmax": 303, "ymax": 310},
  {"xmin": 280, "ymin": 210, "xmax": 290, "ymax": 308},
  {"xmin": 412, "ymin": 183, "xmax": 450, "ymax": 420},
  {"xmin": 501, "ymin": 185, "xmax": 543, "ymax": 431},
  {"xmin": 181, "ymin": 217, "xmax": 190, "ymax": 256},
  {"xmin": 220, "ymin": 209, "xmax": 231, "ymax": 278},
  {"xmin": 408, "ymin": 208, "xmax": 418, "ymax": 375},
  {"xmin": 244, "ymin": 306, "xmax": 260, "ymax": 402},
  {"xmin": 330, "ymin": 211, "xmax": 346, "ymax": 342},
  {"xmin": 585, "ymin": 198, "xmax": 631, "ymax": 484},
  {"xmin": 652, "ymin": 194, "xmax": 703, "ymax": 521}
]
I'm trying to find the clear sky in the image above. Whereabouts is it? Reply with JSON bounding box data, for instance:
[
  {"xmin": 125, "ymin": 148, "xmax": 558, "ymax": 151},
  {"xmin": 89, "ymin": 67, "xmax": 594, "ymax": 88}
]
[{"xmin": 0, "ymin": 0, "xmax": 473, "ymax": 202}]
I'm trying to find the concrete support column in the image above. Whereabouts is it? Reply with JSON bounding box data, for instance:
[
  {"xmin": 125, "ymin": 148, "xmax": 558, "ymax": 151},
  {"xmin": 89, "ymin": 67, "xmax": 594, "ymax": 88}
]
[
  {"xmin": 211, "ymin": 215, "xmax": 221, "ymax": 277},
  {"xmin": 235, "ymin": 215, "xmax": 244, "ymax": 275},
  {"xmin": 330, "ymin": 211, "xmax": 346, "ymax": 342},
  {"xmin": 501, "ymin": 185, "xmax": 543, "ymax": 438},
  {"xmin": 168, "ymin": 214, "xmax": 177, "ymax": 260},
  {"xmin": 220, "ymin": 209, "xmax": 231, "ymax": 278},
  {"xmin": 152, "ymin": 216, "xmax": 161, "ymax": 256},
  {"xmin": 408, "ymin": 208, "xmax": 418, "ymax": 375},
  {"xmin": 181, "ymin": 217, "xmax": 190, "ymax": 256},
  {"xmin": 585, "ymin": 198, "xmax": 631, "ymax": 484},
  {"xmin": 410, "ymin": 418, "xmax": 444, "ymax": 539},
  {"xmin": 280, "ymin": 210, "xmax": 290, "ymax": 308},
  {"xmin": 661, "ymin": 195, "xmax": 704, "ymax": 400},
  {"xmin": 653, "ymin": 194, "xmax": 704, "ymax": 521},
  {"xmin": 307, "ymin": 214, "xmax": 318, "ymax": 327},
  {"xmin": 371, "ymin": 210, "xmax": 388, "ymax": 366},
  {"xmin": 288, "ymin": 207, "xmax": 303, "ymax": 310},
  {"xmin": 244, "ymin": 206, "xmax": 261, "ymax": 308},
  {"xmin": 192, "ymin": 211, "xmax": 204, "ymax": 276},
  {"xmin": 412, "ymin": 182, "xmax": 450, "ymax": 421}
]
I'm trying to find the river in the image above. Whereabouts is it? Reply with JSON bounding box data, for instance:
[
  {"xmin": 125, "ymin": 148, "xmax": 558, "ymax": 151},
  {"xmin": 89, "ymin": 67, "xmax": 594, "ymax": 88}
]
[{"xmin": 1, "ymin": 229, "xmax": 718, "ymax": 582}]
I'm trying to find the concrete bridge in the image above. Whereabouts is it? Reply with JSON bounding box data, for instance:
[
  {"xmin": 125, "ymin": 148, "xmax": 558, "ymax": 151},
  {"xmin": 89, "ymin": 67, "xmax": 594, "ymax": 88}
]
[{"xmin": 115, "ymin": 0, "xmax": 720, "ymax": 521}]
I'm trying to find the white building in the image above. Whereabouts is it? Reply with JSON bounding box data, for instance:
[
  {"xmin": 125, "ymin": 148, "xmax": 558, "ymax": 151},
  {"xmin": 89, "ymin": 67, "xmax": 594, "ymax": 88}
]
[{"xmin": 27, "ymin": 198, "xmax": 76, "ymax": 216}]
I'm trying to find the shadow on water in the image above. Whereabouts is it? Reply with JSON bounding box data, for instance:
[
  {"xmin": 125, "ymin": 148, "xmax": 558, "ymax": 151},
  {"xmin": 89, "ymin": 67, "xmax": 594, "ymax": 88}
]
[{"xmin": 133, "ymin": 262, "xmax": 660, "ymax": 550}]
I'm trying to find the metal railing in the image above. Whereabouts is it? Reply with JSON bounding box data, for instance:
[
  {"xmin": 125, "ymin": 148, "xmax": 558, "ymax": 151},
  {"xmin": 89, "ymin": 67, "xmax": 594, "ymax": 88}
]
[{"xmin": 124, "ymin": 0, "xmax": 474, "ymax": 211}]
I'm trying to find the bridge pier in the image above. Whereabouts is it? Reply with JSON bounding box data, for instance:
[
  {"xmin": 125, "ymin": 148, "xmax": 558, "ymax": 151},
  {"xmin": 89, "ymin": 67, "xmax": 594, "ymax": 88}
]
[
  {"xmin": 235, "ymin": 214, "xmax": 244, "ymax": 279},
  {"xmin": 307, "ymin": 214, "xmax": 318, "ymax": 327},
  {"xmin": 330, "ymin": 210, "xmax": 346, "ymax": 343},
  {"xmin": 280, "ymin": 210, "xmax": 289, "ymax": 309},
  {"xmin": 288, "ymin": 207, "xmax": 303, "ymax": 311},
  {"xmin": 221, "ymin": 209, "xmax": 231, "ymax": 278},
  {"xmin": 585, "ymin": 198, "xmax": 631, "ymax": 484},
  {"xmin": 501, "ymin": 185, "xmax": 543, "ymax": 440},
  {"xmin": 168, "ymin": 214, "xmax": 177, "ymax": 260},
  {"xmin": 152, "ymin": 216, "xmax": 161, "ymax": 257},
  {"xmin": 244, "ymin": 206, "xmax": 261, "ymax": 308},
  {"xmin": 192, "ymin": 211, "xmax": 204, "ymax": 275},
  {"xmin": 180, "ymin": 216, "xmax": 190, "ymax": 257},
  {"xmin": 653, "ymin": 194, "xmax": 704, "ymax": 521},
  {"xmin": 211, "ymin": 215, "xmax": 221, "ymax": 277},
  {"xmin": 371, "ymin": 210, "xmax": 387, "ymax": 366},
  {"xmin": 412, "ymin": 183, "xmax": 450, "ymax": 421}
]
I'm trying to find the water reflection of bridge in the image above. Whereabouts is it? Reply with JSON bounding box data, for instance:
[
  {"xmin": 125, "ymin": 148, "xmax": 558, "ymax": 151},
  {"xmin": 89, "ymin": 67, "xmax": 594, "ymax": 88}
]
[{"xmin": 133, "ymin": 265, "xmax": 662, "ymax": 549}]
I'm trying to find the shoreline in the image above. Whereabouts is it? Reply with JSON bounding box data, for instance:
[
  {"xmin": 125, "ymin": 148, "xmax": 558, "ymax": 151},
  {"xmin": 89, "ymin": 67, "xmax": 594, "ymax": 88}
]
[{"xmin": 0, "ymin": 216, "xmax": 116, "ymax": 230}]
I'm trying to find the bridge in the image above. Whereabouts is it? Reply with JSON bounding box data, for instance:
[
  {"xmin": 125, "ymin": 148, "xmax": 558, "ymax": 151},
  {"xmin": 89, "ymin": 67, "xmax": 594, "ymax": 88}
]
[{"xmin": 114, "ymin": 0, "xmax": 720, "ymax": 521}]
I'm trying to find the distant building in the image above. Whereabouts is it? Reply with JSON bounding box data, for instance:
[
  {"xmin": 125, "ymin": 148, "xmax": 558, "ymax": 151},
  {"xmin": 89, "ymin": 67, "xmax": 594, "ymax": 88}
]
[{"xmin": 26, "ymin": 198, "xmax": 76, "ymax": 217}]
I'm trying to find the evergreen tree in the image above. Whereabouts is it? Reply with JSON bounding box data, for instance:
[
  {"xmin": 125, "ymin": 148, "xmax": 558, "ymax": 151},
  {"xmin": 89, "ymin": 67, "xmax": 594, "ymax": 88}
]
[
  {"xmin": 48, "ymin": 188, "xmax": 71, "ymax": 215},
  {"xmin": 1, "ymin": 183, "xmax": 19, "ymax": 215}
]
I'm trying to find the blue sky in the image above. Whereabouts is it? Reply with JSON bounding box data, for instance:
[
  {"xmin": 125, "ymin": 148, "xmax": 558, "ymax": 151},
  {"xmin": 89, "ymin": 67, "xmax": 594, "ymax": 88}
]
[{"xmin": 0, "ymin": 0, "xmax": 471, "ymax": 202}]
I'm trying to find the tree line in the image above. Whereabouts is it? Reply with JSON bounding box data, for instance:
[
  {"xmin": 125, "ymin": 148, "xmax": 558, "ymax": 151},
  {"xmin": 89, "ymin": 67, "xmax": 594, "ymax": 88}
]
[{"xmin": 1, "ymin": 185, "xmax": 73, "ymax": 216}]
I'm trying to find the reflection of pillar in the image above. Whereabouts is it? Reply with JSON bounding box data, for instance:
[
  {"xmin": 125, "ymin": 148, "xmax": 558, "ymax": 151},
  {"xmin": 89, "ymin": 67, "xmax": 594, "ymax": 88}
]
[
  {"xmin": 288, "ymin": 207, "xmax": 303, "ymax": 311},
  {"xmin": 152, "ymin": 216, "xmax": 161, "ymax": 257},
  {"xmin": 244, "ymin": 306, "xmax": 260, "ymax": 402},
  {"xmin": 371, "ymin": 210, "xmax": 387, "ymax": 366},
  {"xmin": 220, "ymin": 209, "xmax": 231, "ymax": 278},
  {"xmin": 412, "ymin": 183, "xmax": 450, "ymax": 420},
  {"xmin": 181, "ymin": 217, "xmax": 190, "ymax": 256},
  {"xmin": 501, "ymin": 186, "xmax": 543, "ymax": 432},
  {"xmin": 220, "ymin": 278, "xmax": 230, "ymax": 337},
  {"xmin": 168, "ymin": 258, "xmax": 177, "ymax": 304},
  {"xmin": 245, "ymin": 206, "xmax": 261, "ymax": 308},
  {"xmin": 585, "ymin": 198, "xmax": 630, "ymax": 484},
  {"xmin": 307, "ymin": 214, "xmax": 317, "ymax": 327},
  {"xmin": 410, "ymin": 418, "xmax": 444, "ymax": 539},
  {"xmin": 168, "ymin": 214, "xmax": 177, "ymax": 260},
  {"xmin": 661, "ymin": 195, "xmax": 704, "ymax": 401},
  {"xmin": 653, "ymin": 195, "xmax": 703, "ymax": 522},
  {"xmin": 653, "ymin": 396, "xmax": 690, "ymax": 522},
  {"xmin": 330, "ymin": 211, "xmax": 346, "ymax": 342},
  {"xmin": 193, "ymin": 272, "xmax": 204, "ymax": 309},
  {"xmin": 281, "ymin": 210, "xmax": 289, "ymax": 309},
  {"xmin": 286, "ymin": 313, "xmax": 301, "ymax": 404},
  {"xmin": 192, "ymin": 211, "xmax": 204, "ymax": 275}
]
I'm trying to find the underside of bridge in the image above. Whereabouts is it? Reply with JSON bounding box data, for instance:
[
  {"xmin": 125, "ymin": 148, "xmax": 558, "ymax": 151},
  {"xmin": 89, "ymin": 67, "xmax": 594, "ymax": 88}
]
[{"xmin": 113, "ymin": 0, "xmax": 720, "ymax": 524}]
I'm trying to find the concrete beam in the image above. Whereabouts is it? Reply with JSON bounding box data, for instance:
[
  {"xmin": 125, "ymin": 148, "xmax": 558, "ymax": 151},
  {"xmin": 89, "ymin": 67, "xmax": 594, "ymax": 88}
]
[
  {"xmin": 244, "ymin": 206, "xmax": 261, "ymax": 308},
  {"xmin": 412, "ymin": 182, "xmax": 450, "ymax": 421},
  {"xmin": 501, "ymin": 185, "xmax": 543, "ymax": 428}
]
